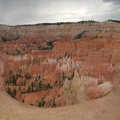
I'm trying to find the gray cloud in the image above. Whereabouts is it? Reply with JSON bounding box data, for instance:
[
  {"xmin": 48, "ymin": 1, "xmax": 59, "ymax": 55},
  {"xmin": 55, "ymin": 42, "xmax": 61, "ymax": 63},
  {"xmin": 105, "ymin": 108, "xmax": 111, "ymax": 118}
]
[
  {"xmin": 103, "ymin": 0, "xmax": 120, "ymax": 4},
  {"xmin": 0, "ymin": 0, "xmax": 120, "ymax": 25}
]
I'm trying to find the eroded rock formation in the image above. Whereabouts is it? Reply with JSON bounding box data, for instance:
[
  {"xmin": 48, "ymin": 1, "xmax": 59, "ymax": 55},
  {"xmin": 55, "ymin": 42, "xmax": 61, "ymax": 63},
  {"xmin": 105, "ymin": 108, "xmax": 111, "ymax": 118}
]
[
  {"xmin": 63, "ymin": 70, "xmax": 113, "ymax": 105},
  {"xmin": 0, "ymin": 21, "xmax": 120, "ymax": 107},
  {"xmin": 63, "ymin": 70, "xmax": 88, "ymax": 105}
]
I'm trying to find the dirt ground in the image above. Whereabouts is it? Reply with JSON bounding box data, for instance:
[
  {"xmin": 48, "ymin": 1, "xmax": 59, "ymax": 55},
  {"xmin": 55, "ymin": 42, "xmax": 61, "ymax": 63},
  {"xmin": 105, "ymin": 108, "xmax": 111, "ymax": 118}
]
[{"xmin": 0, "ymin": 81, "xmax": 120, "ymax": 120}]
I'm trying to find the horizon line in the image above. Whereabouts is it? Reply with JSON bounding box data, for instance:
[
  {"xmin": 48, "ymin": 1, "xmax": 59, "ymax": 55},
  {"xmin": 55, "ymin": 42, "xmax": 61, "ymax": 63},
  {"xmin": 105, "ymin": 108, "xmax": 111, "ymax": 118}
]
[{"xmin": 0, "ymin": 19, "xmax": 120, "ymax": 27}]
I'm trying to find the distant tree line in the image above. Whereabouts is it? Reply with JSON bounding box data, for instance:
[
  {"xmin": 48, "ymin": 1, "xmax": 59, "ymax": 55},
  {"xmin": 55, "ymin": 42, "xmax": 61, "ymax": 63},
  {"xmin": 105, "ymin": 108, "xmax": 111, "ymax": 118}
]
[
  {"xmin": 15, "ymin": 20, "xmax": 98, "ymax": 27},
  {"xmin": 78, "ymin": 20, "xmax": 97, "ymax": 23},
  {"xmin": 108, "ymin": 19, "xmax": 120, "ymax": 23}
]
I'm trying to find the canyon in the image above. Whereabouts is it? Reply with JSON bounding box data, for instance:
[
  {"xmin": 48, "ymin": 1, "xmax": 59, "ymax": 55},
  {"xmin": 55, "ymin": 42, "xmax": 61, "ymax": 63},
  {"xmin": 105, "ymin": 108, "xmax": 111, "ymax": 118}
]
[{"xmin": 0, "ymin": 20, "xmax": 120, "ymax": 119}]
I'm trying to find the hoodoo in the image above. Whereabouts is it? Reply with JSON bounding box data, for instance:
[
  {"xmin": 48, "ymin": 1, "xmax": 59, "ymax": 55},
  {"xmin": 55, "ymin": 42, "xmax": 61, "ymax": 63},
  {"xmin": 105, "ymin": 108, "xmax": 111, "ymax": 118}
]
[{"xmin": 0, "ymin": 21, "xmax": 120, "ymax": 108}]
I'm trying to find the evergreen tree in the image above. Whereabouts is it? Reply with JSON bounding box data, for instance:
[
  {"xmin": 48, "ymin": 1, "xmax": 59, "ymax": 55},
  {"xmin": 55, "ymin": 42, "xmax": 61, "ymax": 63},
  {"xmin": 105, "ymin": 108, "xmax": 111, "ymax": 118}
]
[
  {"xmin": 39, "ymin": 82, "xmax": 42, "ymax": 89},
  {"xmin": 52, "ymin": 99, "xmax": 56, "ymax": 107},
  {"xmin": 31, "ymin": 82, "xmax": 34, "ymax": 91},
  {"xmin": 38, "ymin": 99, "xmax": 45, "ymax": 107},
  {"xmin": 7, "ymin": 87, "xmax": 11, "ymax": 96},
  {"xmin": 27, "ymin": 86, "xmax": 31, "ymax": 92},
  {"xmin": 12, "ymin": 88, "xmax": 17, "ymax": 98}
]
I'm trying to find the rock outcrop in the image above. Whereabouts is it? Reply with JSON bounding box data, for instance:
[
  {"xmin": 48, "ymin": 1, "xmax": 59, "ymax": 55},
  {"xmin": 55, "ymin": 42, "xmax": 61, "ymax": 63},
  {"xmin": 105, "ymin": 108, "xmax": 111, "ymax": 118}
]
[
  {"xmin": 63, "ymin": 70, "xmax": 88, "ymax": 105},
  {"xmin": 63, "ymin": 70, "xmax": 113, "ymax": 105},
  {"xmin": 63, "ymin": 78, "xmax": 72, "ymax": 105},
  {"xmin": 88, "ymin": 82, "xmax": 112, "ymax": 99}
]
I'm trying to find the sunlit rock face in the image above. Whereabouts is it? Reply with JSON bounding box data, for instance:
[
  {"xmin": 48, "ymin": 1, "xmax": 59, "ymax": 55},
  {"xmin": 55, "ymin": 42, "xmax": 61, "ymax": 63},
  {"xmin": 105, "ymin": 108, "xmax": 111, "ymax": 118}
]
[
  {"xmin": 63, "ymin": 70, "xmax": 113, "ymax": 105},
  {"xmin": 63, "ymin": 70, "xmax": 88, "ymax": 105},
  {"xmin": 0, "ymin": 21, "xmax": 120, "ymax": 107}
]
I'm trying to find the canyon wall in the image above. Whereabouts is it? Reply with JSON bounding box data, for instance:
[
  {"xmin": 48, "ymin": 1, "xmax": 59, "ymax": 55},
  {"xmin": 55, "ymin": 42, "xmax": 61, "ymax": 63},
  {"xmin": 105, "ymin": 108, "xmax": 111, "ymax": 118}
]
[{"xmin": 0, "ymin": 21, "xmax": 120, "ymax": 107}]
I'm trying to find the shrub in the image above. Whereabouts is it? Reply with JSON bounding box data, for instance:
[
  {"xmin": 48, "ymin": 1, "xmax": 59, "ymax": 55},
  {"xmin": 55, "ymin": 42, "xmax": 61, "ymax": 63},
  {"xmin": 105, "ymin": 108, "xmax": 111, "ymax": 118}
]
[{"xmin": 38, "ymin": 100, "xmax": 46, "ymax": 107}]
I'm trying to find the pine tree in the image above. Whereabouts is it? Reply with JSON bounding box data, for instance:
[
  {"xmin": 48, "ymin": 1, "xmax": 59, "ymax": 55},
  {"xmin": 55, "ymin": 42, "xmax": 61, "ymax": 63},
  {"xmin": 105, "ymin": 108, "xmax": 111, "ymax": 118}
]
[
  {"xmin": 7, "ymin": 87, "xmax": 11, "ymax": 96},
  {"xmin": 38, "ymin": 99, "xmax": 45, "ymax": 107},
  {"xmin": 27, "ymin": 86, "xmax": 31, "ymax": 92},
  {"xmin": 52, "ymin": 99, "xmax": 56, "ymax": 107},
  {"xmin": 31, "ymin": 82, "xmax": 34, "ymax": 91},
  {"xmin": 12, "ymin": 88, "xmax": 17, "ymax": 98}
]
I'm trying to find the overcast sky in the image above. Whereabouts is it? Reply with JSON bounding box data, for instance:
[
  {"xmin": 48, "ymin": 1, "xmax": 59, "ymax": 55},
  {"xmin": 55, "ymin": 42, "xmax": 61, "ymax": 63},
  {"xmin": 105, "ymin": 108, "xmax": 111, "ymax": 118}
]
[{"xmin": 0, "ymin": 0, "xmax": 120, "ymax": 25}]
